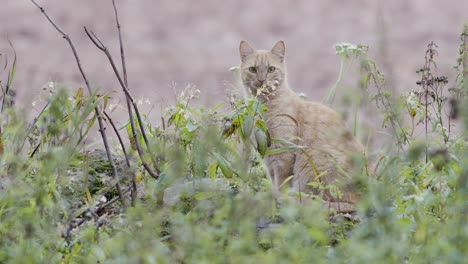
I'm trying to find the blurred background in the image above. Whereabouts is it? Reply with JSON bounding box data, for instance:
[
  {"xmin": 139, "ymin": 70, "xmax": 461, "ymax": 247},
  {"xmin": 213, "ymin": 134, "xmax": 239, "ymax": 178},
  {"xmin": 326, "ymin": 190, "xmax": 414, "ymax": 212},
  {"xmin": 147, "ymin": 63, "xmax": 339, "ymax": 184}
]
[{"xmin": 1, "ymin": 0, "xmax": 467, "ymax": 123}]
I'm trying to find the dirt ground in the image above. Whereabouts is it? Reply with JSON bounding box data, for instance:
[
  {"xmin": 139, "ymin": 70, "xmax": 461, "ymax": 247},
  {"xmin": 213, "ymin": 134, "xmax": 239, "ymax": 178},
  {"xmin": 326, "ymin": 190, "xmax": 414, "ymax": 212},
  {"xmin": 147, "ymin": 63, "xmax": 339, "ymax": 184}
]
[{"xmin": 1, "ymin": 0, "xmax": 467, "ymax": 124}]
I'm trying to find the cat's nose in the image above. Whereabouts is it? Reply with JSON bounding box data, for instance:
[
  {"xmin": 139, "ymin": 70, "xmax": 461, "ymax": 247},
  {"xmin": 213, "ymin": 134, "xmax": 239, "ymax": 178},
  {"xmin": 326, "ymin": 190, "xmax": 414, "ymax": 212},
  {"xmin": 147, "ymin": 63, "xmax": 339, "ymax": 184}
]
[{"xmin": 257, "ymin": 72, "xmax": 266, "ymax": 84}]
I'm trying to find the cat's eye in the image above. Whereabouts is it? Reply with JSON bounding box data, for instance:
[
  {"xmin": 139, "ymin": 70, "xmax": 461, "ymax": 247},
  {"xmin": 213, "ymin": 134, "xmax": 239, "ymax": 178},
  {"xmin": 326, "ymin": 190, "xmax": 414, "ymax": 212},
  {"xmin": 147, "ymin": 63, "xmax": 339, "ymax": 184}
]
[
  {"xmin": 267, "ymin": 66, "xmax": 276, "ymax": 73},
  {"xmin": 248, "ymin": 67, "xmax": 257, "ymax": 73}
]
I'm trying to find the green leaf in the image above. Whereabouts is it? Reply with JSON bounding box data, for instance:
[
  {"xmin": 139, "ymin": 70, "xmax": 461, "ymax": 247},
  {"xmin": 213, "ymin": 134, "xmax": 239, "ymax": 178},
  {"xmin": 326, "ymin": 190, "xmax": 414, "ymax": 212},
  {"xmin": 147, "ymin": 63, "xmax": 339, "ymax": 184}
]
[
  {"xmin": 255, "ymin": 119, "xmax": 268, "ymax": 132},
  {"xmin": 208, "ymin": 162, "xmax": 218, "ymax": 179},
  {"xmin": 194, "ymin": 191, "xmax": 217, "ymax": 200},
  {"xmin": 6, "ymin": 39, "xmax": 16, "ymax": 89},
  {"xmin": 212, "ymin": 102, "xmax": 224, "ymax": 111},
  {"xmin": 250, "ymin": 101, "xmax": 266, "ymax": 116},
  {"xmin": 223, "ymin": 124, "xmax": 237, "ymax": 138},
  {"xmin": 279, "ymin": 175, "xmax": 295, "ymax": 189},
  {"xmin": 74, "ymin": 87, "xmax": 84, "ymax": 108},
  {"xmin": 84, "ymin": 114, "xmax": 97, "ymax": 138},
  {"xmin": 223, "ymin": 115, "xmax": 242, "ymax": 138},
  {"xmin": 213, "ymin": 152, "xmax": 234, "ymax": 178},
  {"xmin": 241, "ymin": 114, "xmax": 254, "ymax": 139},
  {"xmin": 307, "ymin": 181, "xmax": 320, "ymax": 188},
  {"xmin": 103, "ymin": 93, "xmax": 109, "ymax": 111},
  {"xmin": 265, "ymin": 146, "xmax": 301, "ymax": 156},
  {"xmin": 265, "ymin": 138, "xmax": 305, "ymax": 156},
  {"xmin": 254, "ymin": 128, "xmax": 268, "ymax": 157}
]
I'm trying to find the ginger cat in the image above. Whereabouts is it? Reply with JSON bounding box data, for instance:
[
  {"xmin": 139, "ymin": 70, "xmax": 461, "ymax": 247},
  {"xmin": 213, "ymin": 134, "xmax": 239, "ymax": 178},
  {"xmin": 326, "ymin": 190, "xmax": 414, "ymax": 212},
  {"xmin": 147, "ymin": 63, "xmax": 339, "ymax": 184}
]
[{"xmin": 239, "ymin": 40, "xmax": 366, "ymax": 213}]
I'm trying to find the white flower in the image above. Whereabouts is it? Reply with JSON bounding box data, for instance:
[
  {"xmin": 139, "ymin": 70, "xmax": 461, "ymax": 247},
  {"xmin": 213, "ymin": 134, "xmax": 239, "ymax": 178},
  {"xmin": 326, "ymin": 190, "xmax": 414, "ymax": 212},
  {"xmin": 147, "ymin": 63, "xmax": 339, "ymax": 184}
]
[
  {"xmin": 334, "ymin": 43, "xmax": 368, "ymax": 57},
  {"xmin": 229, "ymin": 66, "xmax": 240, "ymax": 73},
  {"xmin": 297, "ymin": 92, "xmax": 308, "ymax": 99}
]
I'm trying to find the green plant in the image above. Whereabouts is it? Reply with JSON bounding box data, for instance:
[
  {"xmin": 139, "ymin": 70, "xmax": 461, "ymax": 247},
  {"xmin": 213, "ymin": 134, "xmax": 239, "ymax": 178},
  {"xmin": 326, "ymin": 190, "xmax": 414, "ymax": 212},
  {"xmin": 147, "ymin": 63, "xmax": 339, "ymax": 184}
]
[{"xmin": 0, "ymin": 2, "xmax": 466, "ymax": 263}]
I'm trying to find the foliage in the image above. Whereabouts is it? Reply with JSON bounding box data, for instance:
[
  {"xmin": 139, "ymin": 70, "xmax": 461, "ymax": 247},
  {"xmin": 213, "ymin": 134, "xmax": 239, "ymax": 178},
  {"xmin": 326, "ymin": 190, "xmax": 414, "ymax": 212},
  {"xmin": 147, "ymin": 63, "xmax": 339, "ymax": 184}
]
[{"xmin": 0, "ymin": 23, "xmax": 467, "ymax": 264}]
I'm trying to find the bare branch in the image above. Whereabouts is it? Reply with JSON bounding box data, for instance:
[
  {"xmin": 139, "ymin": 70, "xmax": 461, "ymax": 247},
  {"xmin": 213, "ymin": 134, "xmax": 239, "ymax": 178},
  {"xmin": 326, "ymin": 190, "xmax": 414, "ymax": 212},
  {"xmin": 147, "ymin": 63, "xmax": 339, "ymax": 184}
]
[
  {"xmin": 104, "ymin": 110, "xmax": 137, "ymax": 205},
  {"xmin": 84, "ymin": 27, "xmax": 160, "ymax": 180},
  {"xmin": 30, "ymin": 0, "xmax": 125, "ymax": 206},
  {"xmin": 112, "ymin": 0, "xmax": 128, "ymax": 88},
  {"xmin": 84, "ymin": 26, "xmax": 151, "ymax": 149},
  {"xmin": 63, "ymin": 185, "xmax": 132, "ymax": 241},
  {"xmin": 111, "ymin": 0, "xmax": 138, "ymax": 204},
  {"xmin": 104, "ymin": 111, "xmax": 130, "ymax": 166},
  {"xmin": 29, "ymin": 142, "xmax": 41, "ymax": 159},
  {"xmin": 20, "ymin": 101, "xmax": 49, "ymax": 152}
]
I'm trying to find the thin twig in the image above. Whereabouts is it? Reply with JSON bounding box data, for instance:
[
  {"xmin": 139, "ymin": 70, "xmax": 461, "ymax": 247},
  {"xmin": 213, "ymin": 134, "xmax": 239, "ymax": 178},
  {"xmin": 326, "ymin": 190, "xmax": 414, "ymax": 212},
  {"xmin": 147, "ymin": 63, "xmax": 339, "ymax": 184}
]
[
  {"xmin": 84, "ymin": 27, "xmax": 160, "ymax": 180},
  {"xmin": 21, "ymin": 101, "xmax": 49, "ymax": 153},
  {"xmin": 85, "ymin": 29, "xmax": 150, "ymax": 147},
  {"xmin": 104, "ymin": 110, "xmax": 137, "ymax": 205},
  {"xmin": 111, "ymin": 0, "xmax": 137, "ymax": 204},
  {"xmin": 30, "ymin": 0, "xmax": 125, "ymax": 206},
  {"xmin": 104, "ymin": 111, "xmax": 130, "ymax": 166},
  {"xmin": 63, "ymin": 185, "xmax": 132, "ymax": 241},
  {"xmin": 29, "ymin": 142, "xmax": 41, "ymax": 158},
  {"xmin": 112, "ymin": 0, "xmax": 128, "ymax": 88}
]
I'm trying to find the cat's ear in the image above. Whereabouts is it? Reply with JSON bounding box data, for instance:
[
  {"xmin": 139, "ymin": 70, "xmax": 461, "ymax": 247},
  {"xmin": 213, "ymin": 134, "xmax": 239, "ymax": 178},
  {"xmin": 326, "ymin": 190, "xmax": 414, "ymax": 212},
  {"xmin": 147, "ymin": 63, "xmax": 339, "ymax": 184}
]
[
  {"xmin": 240, "ymin": 40, "xmax": 255, "ymax": 61},
  {"xmin": 271, "ymin": 40, "xmax": 285, "ymax": 61}
]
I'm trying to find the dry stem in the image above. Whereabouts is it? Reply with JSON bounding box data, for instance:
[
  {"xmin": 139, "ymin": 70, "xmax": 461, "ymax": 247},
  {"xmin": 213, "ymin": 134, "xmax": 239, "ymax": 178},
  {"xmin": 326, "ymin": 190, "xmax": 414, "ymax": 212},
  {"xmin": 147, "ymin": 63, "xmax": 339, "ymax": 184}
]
[
  {"xmin": 84, "ymin": 27, "xmax": 160, "ymax": 180},
  {"xmin": 30, "ymin": 0, "xmax": 125, "ymax": 206}
]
